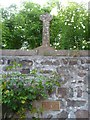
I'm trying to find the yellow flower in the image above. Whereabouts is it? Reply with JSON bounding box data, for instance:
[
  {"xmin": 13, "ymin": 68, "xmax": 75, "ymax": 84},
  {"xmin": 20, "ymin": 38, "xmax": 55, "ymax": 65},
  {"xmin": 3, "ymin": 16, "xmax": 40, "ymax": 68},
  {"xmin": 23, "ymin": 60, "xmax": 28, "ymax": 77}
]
[
  {"xmin": 5, "ymin": 90, "xmax": 9, "ymax": 94},
  {"xmin": 21, "ymin": 100, "xmax": 25, "ymax": 104},
  {"xmin": 4, "ymin": 82, "xmax": 6, "ymax": 84}
]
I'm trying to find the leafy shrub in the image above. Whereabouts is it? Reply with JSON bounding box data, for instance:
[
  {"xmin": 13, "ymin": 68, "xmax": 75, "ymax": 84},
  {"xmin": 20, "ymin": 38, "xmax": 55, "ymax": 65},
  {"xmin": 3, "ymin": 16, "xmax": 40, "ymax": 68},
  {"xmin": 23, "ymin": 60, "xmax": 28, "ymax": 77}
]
[{"xmin": 1, "ymin": 69, "xmax": 60, "ymax": 118}]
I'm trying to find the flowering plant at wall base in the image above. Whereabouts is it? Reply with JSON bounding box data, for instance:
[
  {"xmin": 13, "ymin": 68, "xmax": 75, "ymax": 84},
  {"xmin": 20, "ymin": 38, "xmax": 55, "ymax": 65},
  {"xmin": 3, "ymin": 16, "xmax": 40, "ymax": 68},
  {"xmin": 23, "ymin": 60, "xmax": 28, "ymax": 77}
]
[{"xmin": 1, "ymin": 69, "xmax": 60, "ymax": 118}]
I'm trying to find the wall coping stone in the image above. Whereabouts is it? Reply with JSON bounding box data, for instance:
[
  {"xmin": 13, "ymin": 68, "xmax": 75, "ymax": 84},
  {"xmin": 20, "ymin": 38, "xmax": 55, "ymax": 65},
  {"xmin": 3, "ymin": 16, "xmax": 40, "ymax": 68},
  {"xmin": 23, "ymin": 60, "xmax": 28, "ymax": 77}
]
[{"xmin": 0, "ymin": 49, "xmax": 89, "ymax": 57}]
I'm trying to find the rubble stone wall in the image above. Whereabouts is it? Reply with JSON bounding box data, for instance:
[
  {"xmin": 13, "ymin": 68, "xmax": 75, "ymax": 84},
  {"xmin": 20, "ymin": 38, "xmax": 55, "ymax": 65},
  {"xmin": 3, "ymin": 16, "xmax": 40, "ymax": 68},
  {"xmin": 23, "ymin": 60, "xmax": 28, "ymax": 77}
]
[{"xmin": 0, "ymin": 50, "xmax": 90, "ymax": 119}]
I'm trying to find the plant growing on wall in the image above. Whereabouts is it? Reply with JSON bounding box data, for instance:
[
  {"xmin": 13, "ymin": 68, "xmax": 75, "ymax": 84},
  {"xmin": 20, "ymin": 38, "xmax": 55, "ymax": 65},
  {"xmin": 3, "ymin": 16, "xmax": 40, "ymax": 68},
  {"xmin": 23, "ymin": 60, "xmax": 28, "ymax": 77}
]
[{"xmin": 1, "ymin": 66, "xmax": 60, "ymax": 119}]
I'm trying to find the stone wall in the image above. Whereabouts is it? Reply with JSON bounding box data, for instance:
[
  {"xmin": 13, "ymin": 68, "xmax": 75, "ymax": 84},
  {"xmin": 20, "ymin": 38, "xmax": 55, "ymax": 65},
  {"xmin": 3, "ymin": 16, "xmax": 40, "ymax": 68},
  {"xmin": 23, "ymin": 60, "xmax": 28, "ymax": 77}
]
[{"xmin": 0, "ymin": 50, "xmax": 90, "ymax": 119}]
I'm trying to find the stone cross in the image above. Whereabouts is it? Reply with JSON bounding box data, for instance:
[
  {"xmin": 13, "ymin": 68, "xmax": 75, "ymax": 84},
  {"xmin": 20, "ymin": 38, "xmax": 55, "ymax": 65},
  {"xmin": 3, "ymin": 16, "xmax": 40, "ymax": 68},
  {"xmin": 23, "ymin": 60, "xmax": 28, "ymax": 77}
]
[{"xmin": 40, "ymin": 13, "xmax": 53, "ymax": 47}]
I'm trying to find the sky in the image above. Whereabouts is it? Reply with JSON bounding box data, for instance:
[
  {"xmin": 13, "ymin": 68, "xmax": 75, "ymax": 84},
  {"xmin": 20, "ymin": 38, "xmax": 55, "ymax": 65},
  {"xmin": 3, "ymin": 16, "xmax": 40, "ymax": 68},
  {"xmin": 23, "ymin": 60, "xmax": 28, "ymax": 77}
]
[{"xmin": 0, "ymin": 0, "xmax": 90, "ymax": 8}]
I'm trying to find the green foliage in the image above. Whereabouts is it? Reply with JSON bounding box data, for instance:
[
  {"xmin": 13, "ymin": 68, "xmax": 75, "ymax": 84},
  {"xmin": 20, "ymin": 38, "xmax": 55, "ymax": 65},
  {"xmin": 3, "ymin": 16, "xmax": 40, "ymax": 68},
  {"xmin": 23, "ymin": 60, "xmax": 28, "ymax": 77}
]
[
  {"xmin": 1, "ymin": 2, "xmax": 50, "ymax": 49},
  {"xmin": 1, "ymin": 1, "xmax": 89, "ymax": 50},
  {"xmin": 50, "ymin": 2, "xmax": 89, "ymax": 50},
  {"xmin": 1, "ymin": 67, "xmax": 60, "ymax": 117}
]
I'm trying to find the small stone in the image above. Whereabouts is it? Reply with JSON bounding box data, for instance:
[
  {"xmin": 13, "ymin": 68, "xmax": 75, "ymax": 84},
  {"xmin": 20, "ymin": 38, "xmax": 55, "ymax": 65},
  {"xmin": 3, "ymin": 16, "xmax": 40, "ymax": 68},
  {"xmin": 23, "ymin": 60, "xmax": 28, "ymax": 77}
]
[
  {"xmin": 57, "ymin": 110, "xmax": 68, "ymax": 118},
  {"xmin": 77, "ymin": 88, "xmax": 82, "ymax": 97},
  {"xmin": 7, "ymin": 59, "xmax": 11, "ymax": 64},
  {"xmin": 71, "ymin": 80, "xmax": 76, "ymax": 84},
  {"xmin": 68, "ymin": 111, "xmax": 76, "ymax": 118},
  {"xmin": 84, "ymin": 75, "xmax": 88, "ymax": 84},
  {"xmin": 69, "ymin": 87, "xmax": 73, "ymax": 98},
  {"xmin": 78, "ymin": 80, "xmax": 83, "ymax": 83},
  {"xmin": 0, "ymin": 59, "xmax": 4, "ymax": 64},
  {"xmin": 3, "ymin": 66, "xmax": 8, "ymax": 71},
  {"xmin": 47, "ymin": 114, "xmax": 53, "ymax": 118},
  {"xmin": 26, "ymin": 111, "xmax": 33, "ymax": 118}
]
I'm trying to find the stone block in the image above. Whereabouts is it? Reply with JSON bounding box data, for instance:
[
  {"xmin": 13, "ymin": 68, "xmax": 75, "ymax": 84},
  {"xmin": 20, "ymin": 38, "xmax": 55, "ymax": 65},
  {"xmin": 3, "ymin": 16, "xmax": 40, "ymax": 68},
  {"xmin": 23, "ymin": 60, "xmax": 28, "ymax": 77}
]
[
  {"xmin": 56, "ymin": 66, "xmax": 69, "ymax": 76},
  {"xmin": 69, "ymin": 60, "xmax": 77, "ymax": 65},
  {"xmin": 75, "ymin": 110, "xmax": 89, "ymax": 118},
  {"xmin": 41, "ymin": 59, "xmax": 59, "ymax": 65},
  {"xmin": 42, "ymin": 100, "xmax": 60, "ymax": 111},
  {"xmin": 20, "ymin": 60, "xmax": 33, "ymax": 67},
  {"xmin": 86, "ymin": 59, "xmax": 90, "ymax": 64},
  {"xmin": 20, "ymin": 68, "xmax": 30, "ymax": 74},
  {"xmin": 62, "ymin": 58, "xmax": 68, "ymax": 64},
  {"xmin": 81, "ymin": 59, "xmax": 86, "ymax": 64},
  {"xmin": 56, "ymin": 87, "xmax": 67, "ymax": 98},
  {"xmin": 53, "ymin": 60, "xmax": 60, "ymax": 65},
  {"xmin": 82, "ymin": 65, "xmax": 89, "ymax": 70},
  {"xmin": 40, "ymin": 69, "xmax": 52, "ymax": 74},
  {"xmin": 69, "ymin": 50, "xmax": 80, "ymax": 57},
  {"xmin": 1, "ymin": 50, "xmax": 37, "ymax": 56},
  {"xmin": 41, "ymin": 60, "xmax": 53, "ymax": 65},
  {"xmin": 78, "ymin": 71, "xmax": 86, "ymax": 77},
  {"xmin": 59, "ymin": 99, "xmax": 67, "ymax": 109},
  {"xmin": 32, "ymin": 100, "xmax": 42, "ymax": 109},
  {"xmin": 67, "ymin": 99, "xmax": 86, "ymax": 107}
]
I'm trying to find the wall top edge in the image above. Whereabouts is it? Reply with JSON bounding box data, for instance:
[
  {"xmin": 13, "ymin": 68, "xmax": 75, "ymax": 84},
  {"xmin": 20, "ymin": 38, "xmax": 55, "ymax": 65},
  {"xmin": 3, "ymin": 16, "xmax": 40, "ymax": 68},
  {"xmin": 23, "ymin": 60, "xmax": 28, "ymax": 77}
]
[{"xmin": 0, "ymin": 50, "xmax": 90, "ymax": 57}]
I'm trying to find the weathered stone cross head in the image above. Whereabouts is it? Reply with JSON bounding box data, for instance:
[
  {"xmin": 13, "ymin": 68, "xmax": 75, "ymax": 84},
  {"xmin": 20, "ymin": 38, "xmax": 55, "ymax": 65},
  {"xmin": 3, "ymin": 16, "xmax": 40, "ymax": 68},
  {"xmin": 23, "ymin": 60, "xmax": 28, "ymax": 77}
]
[{"xmin": 40, "ymin": 13, "xmax": 53, "ymax": 47}]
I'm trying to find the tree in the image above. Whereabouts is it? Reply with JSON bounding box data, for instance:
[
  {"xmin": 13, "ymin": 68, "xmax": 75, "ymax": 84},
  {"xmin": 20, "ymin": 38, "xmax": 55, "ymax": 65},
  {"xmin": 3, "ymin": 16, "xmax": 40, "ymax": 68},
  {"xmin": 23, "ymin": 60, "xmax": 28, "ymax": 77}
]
[
  {"xmin": 50, "ymin": 2, "xmax": 89, "ymax": 50},
  {"xmin": 1, "ymin": 1, "xmax": 89, "ymax": 50},
  {"xmin": 1, "ymin": 2, "xmax": 50, "ymax": 49}
]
